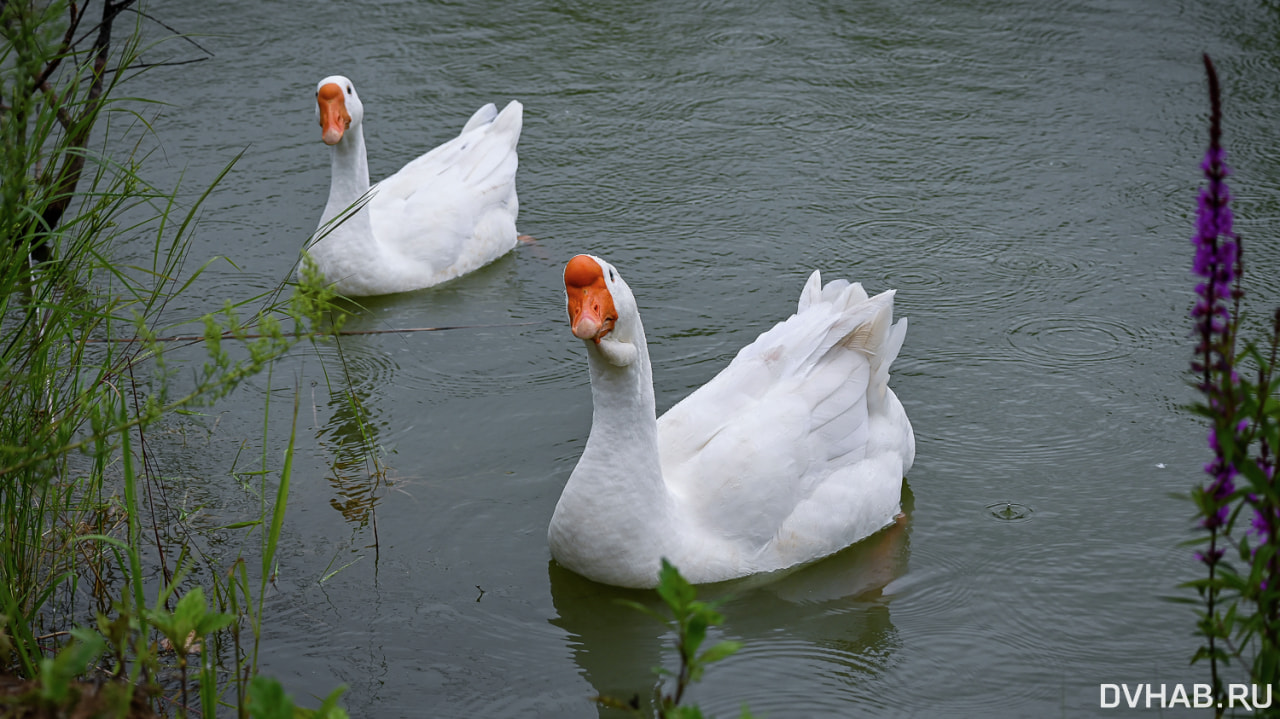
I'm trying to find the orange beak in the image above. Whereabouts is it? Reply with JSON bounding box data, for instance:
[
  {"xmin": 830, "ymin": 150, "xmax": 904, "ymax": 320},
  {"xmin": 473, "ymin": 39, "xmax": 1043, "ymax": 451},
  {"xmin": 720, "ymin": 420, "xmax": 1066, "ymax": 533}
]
[
  {"xmin": 565, "ymin": 255, "xmax": 617, "ymax": 343},
  {"xmin": 317, "ymin": 83, "xmax": 350, "ymax": 145}
]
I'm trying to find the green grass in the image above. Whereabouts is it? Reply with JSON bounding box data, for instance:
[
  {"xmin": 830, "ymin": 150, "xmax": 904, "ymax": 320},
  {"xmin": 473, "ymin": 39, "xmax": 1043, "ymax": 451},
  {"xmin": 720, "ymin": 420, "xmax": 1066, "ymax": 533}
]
[{"xmin": 0, "ymin": 3, "xmax": 349, "ymax": 715}]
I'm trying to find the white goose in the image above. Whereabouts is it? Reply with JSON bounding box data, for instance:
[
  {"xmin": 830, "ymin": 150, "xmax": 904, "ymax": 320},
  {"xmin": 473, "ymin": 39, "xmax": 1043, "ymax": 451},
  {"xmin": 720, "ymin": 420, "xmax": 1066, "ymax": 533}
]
[
  {"xmin": 305, "ymin": 75, "xmax": 523, "ymax": 296},
  {"xmin": 549, "ymin": 255, "xmax": 915, "ymax": 588}
]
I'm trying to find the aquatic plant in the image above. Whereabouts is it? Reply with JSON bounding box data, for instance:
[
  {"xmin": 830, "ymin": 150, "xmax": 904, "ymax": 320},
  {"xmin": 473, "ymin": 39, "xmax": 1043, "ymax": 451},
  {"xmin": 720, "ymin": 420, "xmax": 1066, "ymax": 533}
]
[
  {"xmin": 600, "ymin": 559, "xmax": 752, "ymax": 719},
  {"xmin": 1183, "ymin": 53, "xmax": 1280, "ymax": 715}
]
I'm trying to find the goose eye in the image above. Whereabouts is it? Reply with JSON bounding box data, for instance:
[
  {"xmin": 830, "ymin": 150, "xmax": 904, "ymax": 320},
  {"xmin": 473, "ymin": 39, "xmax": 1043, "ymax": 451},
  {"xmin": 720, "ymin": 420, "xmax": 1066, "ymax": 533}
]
[
  {"xmin": 608, "ymin": 269, "xmax": 616, "ymax": 281},
  {"xmin": 346, "ymin": 85, "xmax": 352, "ymax": 95}
]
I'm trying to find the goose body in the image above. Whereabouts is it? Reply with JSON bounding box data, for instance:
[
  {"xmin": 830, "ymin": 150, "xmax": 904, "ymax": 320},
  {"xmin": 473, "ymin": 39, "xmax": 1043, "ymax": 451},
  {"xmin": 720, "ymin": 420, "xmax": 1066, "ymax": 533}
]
[
  {"xmin": 305, "ymin": 75, "xmax": 523, "ymax": 296},
  {"xmin": 550, "ymin": 255, "xmax": 915, "ymax": 588}
]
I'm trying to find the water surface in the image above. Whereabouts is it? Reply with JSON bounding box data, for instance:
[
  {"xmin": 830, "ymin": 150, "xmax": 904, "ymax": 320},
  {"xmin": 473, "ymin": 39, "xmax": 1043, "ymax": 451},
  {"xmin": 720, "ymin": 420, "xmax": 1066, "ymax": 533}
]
[{"xmin": 126, "ymin": 0, "xmax": 1280, "ymax": 715}]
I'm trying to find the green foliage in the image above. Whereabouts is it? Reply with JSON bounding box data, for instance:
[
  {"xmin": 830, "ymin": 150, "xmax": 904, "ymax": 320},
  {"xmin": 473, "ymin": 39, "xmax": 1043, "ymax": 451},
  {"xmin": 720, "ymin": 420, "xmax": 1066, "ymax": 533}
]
[
  {"xmin": 293, "ymin": 254, "xmax": 348, "ymax": 338},
  {"xmin": 36, "ymin": 626, "xmax": 106, "ymax": 705},
  {"xmin": 1182, "ymin": 55, "xmax": 1280, "ymax": 717},
  {"xmin": 0, "ymin": 2, "xmax": 349, "ymax": 716},
  {"xmin": 247, "ymin": 675, "xmax": 350, "ymax": 719},
  {"xmin": 1183, "ymin": 331, "xmax": 1280, "ymax": 700},
  {"xmin": 247, "ymin": 675, "xmax": 293, "ymax": 719},
  {"xmin": 146, "ymin": 587, "xmax": 235, "ymax": 664},
  {"xmin": 609, "ymin": 559, "xmax": 751, "ymax": 719}
]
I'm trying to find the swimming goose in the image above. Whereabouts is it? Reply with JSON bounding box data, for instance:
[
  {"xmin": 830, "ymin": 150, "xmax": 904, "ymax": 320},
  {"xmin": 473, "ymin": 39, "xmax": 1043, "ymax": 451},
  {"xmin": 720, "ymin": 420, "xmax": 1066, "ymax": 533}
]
[
  {"xmin": 305, "ymin": 75, "xmax": 522, "ymax": 296},
  {"xmin": 549, "ymin": 254, "xmax": 915, "ymax": 588}
]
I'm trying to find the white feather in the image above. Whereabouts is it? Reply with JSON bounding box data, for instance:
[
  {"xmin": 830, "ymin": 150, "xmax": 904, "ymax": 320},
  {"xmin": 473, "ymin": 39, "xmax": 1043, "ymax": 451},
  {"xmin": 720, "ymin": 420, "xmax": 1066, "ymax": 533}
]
[
  {"xmin": 549, "ymin": 258, "xmax": 916, "ymax": 588},
  {"xmin": 304, "ymin": 75, "xmax": 522, "ymax": 296}
]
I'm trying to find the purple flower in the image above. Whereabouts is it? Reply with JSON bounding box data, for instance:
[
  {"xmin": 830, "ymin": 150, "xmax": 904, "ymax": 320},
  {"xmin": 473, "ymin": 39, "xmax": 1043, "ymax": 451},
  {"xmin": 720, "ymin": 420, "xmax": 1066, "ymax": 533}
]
[
  {"xmin": 1192, "ymin": 55, "xmax": 1242, "ymax": 548},
  {"xmin": 1197, "ymin": 548, "xmax": 1227, "ymax": 566},
  {"xmin": 1190, "ymin": 56, "xmax": 1240, "ymax": 383},
  {"xmin": 1252, "ymin": 507, "xmax": 1272, "ymax": 540}
]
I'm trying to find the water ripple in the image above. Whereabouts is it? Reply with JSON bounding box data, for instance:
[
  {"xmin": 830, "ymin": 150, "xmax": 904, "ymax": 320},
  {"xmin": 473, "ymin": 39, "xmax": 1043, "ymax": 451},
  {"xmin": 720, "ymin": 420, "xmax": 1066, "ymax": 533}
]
[
  {"xmin": 705, "ymin": 27, "xmax": 787, "ymax": 50},
  {"xmin": 885, "ymin": 45, "xmax": 961, "ymax": 70},
  {"xmin": 990, "ymin": 246, "xmax": 1097, "ymax": 284},
  {"xmin": 881, "ymin": 547, "xmax": 982, "ymax": 623},
  {"xmin": 1006, "ymin": 313, "xmax": 1155, "ymax": 368},
  {"xmin": 852, "ymin": 192, "xmax": 925, "ymax": 216},
  {"xmin": 915, "ymin": 406, "xmax": 1118, "ymax": 470},
  {"xmin": 986, "ymin": 501, "xmax": 1035, "ymax": 523},
  {"xmin": 836, "ymin": 219, "xmax": 1107, "ymax": 320},
  {"xmin": 306, "ymin": 340, "xmax": 402, "ymax": 394},
  {"xmin": 715, "ymin": 638, "xmax": 890, "ymax": 716},
  {"xmin": 839, "ymin": 219, "xmax": 1016, "ymax": 257},
  {"xmin": 401, "ymin": 341, "xmax": 580, "ymax": 399}
]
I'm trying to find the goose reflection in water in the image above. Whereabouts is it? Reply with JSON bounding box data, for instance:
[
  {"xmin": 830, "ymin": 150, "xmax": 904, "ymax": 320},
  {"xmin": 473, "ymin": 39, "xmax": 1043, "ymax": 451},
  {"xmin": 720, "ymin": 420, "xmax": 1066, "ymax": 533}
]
[
  {"xmin": 316, "ymin": 382, "xmax": 389, "ymax": 528},
  {"xmin": 548, "ymin": 484, "xmax": 914, "ymax": 716}
]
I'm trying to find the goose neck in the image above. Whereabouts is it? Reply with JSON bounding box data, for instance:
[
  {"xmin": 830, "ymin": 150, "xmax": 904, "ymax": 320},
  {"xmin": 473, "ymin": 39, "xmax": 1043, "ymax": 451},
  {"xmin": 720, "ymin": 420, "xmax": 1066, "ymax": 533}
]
[
  {"xmin": 322, "ymin": 126, "xmax": 371, "ymax": 222},
  {"xmin": 576, "ymin": 331, "xmax": 671, "ymax": 513}
]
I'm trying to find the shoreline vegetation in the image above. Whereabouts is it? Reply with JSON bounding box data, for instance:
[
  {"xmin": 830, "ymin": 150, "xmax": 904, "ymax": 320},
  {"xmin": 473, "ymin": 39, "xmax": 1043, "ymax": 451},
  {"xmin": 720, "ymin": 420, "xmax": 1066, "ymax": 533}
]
[{"xmin": 0, "ymin": 2, "xmax": 350, "ymax": 716}]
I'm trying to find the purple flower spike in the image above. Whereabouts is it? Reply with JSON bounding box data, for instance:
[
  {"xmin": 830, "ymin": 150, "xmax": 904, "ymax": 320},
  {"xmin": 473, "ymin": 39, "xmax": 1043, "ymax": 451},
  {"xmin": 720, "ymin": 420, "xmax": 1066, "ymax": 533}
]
[
  {"xmin": 1185, "ymin": 54, "xmax": 1280, "ymax": 699},
  {"xmin": 1190, "ymin": 55, "xmax": 1240, "ymax": 376},
  {"xmin": 1191, "ymin": 55, "xmax": 1244, "ymax": 570}
]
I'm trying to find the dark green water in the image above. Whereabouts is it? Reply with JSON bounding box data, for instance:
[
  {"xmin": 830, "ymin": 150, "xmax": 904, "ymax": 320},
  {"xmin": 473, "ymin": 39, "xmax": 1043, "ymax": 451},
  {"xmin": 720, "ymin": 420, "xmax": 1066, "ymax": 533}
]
[{"xmin": 127, "ymin": 0, "xmax": 1280, "ymax": 715}]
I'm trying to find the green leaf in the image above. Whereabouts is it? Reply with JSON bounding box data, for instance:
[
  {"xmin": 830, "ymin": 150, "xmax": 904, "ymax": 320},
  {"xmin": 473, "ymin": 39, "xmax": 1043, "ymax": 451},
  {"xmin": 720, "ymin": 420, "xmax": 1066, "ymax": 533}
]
[
  {"xmin": 615, "ymin": 598, "xmax": 670, "ymax": 626},
  {"xmin": 312, "ymin": 684, "xmax": 351, "ymax": 719},
  {"xmin": 698, "ymin": 640, "xmax": 742, "ymax": 666},
  {"xmin": 656, "ymin": 559, "xmax": 696, "ymax": 614},
  {"xmin": 38, "ymin": 628, "xmax": 107, "ymax": 703},
  {"xmin": 685, "ymin": 613, "xmax": 709, "ymax": 657},
  {"xmin": 616, "ymin": 559, "xmax": 754, "ymax": 717},
  {"xmin": 196, "ymin": 609, "xmax": 236, "ymax": 636},
  {"xmin": 219, "ymin": 519, "xmax": 264, "ymax": 530},
  {"xmin": 248, "ymin": 675, "xmax": 295, "ymax": 719},
  {"xmin": 174, "ymin": 586, "xmax": 209, "ymax": 625}
]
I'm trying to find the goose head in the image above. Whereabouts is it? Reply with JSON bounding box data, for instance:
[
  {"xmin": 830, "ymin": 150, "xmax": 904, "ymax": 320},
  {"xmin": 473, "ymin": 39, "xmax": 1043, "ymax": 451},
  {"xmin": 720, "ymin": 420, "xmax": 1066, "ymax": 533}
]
[
  {"xmin": 315, "ymin": 75, "xmax": 364, "ymax": 146},
  {"xmin": 564, "ymin": 254, "xmax": 641, "ymax": 367}
]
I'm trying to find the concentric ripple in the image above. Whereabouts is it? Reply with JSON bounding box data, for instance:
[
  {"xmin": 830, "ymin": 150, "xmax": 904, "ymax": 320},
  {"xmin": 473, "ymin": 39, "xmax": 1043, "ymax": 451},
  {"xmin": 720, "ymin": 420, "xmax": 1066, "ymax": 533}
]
[
  {"xmin": 304, "ymin": 340, "xmax": 403, "ymax": 396},
  {"xmin": 986, "ymin": 501, "xmax": 1034, "ymax": 523},
  {"xmin": 1006, "ymin": 313, "xmax": 1154, "ymax": 369},
  {"xmin": 705, "ymin": 27, "xmax": 787, "ymax": 50}
]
